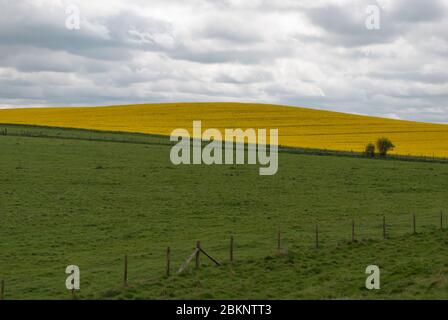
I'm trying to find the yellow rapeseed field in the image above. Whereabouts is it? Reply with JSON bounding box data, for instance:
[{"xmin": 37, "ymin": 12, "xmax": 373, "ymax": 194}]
[{"xmin": 1, "ymin": 102, "xmax": 448, "ymax": 157}]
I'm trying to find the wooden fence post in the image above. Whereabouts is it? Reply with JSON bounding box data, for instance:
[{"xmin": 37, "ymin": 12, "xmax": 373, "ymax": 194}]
[
  {"xmin": 383, "ymin": 216, "xmax": 386, "ymax": 239},
  {"xmin": 195, "ymin": 241, "xmax": 201, "ymax": 269},
  {"xmin": 230, "ymin": 235, "xmax": 234, "ymax": 263},
  {"xmin": 166, "ymin": 247, "xmax": 171, "ymax": 277},
  {"xmin": 441, "ymin": 211, "xmax": 443, "ymax": 230},
  {"xmin": 277, "ymin": 229, "xmax": 281, "ymax": 251},
  {"xmin": 315, "ymin": 224, "xmax": 319, "ymax": 249},
  {"xmin": 351, "ymin": 220, "xmax": 355, "ymax": 242},
  {"xmin": 124, "ymin": 254, "xmax": 128, "ymax": 287},
  {"xmin": 1, "ymin": 280, "xmax": 4, "ymax": 300},
  {"xmin": 413, "ymin": 214, "xmax": 416, "ymax": 234}
]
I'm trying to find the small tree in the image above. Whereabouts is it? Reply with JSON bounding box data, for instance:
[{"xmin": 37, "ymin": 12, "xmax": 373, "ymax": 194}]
[
  {"xmin": 365, "ymin": 143, "xmax": 375, "ymax": 157},
  {"xmin": 376, "ymin": 137, "xmax": 395, "ymax": 157}
]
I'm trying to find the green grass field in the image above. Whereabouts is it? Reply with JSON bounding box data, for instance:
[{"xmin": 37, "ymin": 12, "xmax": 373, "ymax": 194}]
[{"xmin": 1, "ymin": 125, "xmax": 448, "ymax": 299}]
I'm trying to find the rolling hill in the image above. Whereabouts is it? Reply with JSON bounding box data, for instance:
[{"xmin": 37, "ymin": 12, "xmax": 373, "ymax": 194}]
[
  {"xmin": 1, "ymin": 102, "xmax": 447, "ymax": 157},
  {"xmin": 1, "ymin": 125, "xmax": 448, "ymax": 299}
]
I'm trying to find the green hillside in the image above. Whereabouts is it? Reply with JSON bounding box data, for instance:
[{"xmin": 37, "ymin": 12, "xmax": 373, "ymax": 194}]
[{"xmin": 1, "ymin": 125, "xmax": 448, "ymax": 299}]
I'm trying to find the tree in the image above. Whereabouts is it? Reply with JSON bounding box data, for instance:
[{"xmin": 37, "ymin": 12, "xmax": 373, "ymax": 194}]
[
  {"xmin": 376, "ymin": 137, "xmax": 395, "ymax": 157},
  {"xmin": 365, "ymin": 143, "xmax": 375, "ymax": 157}
]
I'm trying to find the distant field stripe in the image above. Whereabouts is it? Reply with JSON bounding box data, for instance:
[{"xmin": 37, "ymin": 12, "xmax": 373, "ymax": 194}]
[{"xmin": 1, "ymin": 102, "xmax": 448, "ymax": 157}]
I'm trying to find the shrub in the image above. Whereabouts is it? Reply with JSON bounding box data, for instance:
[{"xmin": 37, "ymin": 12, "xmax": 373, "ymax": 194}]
[
  {"xmin": 376, "ymin": 137, "xmax": 395, "ymax": 157},
  {"xmin": 365, "ymin": 143, "xmax": 375, "ymax": 157}
]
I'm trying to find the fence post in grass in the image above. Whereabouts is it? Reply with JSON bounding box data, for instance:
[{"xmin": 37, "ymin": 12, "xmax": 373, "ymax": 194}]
[
  {"xmin": 315, "ymin": 224, "xmax": 319, "ymax": 249},
  {"xmin": 230, "ymin": 235, "xmax": 234, "ymax": 263},
  {"xmin": 0, "ymin": 280, "xmax": 4, "ymax": 300},
  {"xmin": 124, "ymin": 254, "xmax": 128, "ymax": 287},
  {"xmin": 383, "ymin": 216, "xmax": 386, "ymax": 239},
  {"xmin": 277, "ymin": 229, "xmax": 281, "ymax": 251},
  {"xmin": 413, "ymin": 214, "xmax": 416, "ymax": 234},
  {"xmin": 195, "ymin": 241, "xmax": 201, "ymax": 269},
  {"xmin": 440, "ymin": 211, "xmax": 443, "ymax": 230},
  {"xmin": 351, "ymin": 220, "xmax": 355, "ymax": 242},
  {"xmin": 166, "ymin": 247, "xmax": 171, "ymax": 277}
]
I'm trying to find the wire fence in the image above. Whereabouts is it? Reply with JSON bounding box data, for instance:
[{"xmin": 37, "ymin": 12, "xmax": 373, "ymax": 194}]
[{"xmin": 2, "ymin": 211, "xmax": 446, "ymax": 300}]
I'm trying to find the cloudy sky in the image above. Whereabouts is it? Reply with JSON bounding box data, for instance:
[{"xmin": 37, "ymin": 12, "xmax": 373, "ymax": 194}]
[{"xmin": 1, "ymin": 0, "xmax": 447, "ymax": 122}]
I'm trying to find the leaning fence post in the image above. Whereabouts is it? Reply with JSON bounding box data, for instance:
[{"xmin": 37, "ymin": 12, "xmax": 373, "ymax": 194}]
[
  {"xmin": 195, "ymin": 241, "xmax": 201, "ymax": 269},
  {"xmin": 383, "ymin": 216, "xmax": 386, "ymax": 239},
  {"xmin": 230, "ymin": 235, "xmax": 234, "ymax": 263},
  {"xmin": 315, "ymin": 224, "xmax": 319, "ymax": 249},
  {"xmin": 124, "ymin": 254, "xmax": 128, "ymax": 287},
  {"xmin": 166, "ymin": 247, "xmax": 171, "ymax": 277}
]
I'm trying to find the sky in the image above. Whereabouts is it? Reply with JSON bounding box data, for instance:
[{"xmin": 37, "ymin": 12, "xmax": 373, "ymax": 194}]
[{"xmin": 0, "ymin": 0, "xmax": 447, "ymax": 123}]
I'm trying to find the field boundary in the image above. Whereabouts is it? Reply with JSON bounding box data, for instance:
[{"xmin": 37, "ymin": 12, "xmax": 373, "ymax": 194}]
[
  {"xmin": 1, "ymin": 123, "xmax": 448, "ymax": 164},
  {"xmin": 107, "ymin": 211, "xmax": 448, "ymax": 300},
  {"xmin": 1, "ymin": 211, "xmax": 446, "ymax": 300}
]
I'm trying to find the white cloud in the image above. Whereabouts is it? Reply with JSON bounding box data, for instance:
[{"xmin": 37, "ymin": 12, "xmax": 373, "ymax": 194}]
[{"xmin": 0, "ymin": 0, "xmax": 447, "ymax": 122}]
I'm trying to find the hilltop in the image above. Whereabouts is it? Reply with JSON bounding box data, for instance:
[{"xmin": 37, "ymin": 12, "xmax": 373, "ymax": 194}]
[{"xmin": 1, "ymin": 102, "xmax": 448, "ymax": 157}]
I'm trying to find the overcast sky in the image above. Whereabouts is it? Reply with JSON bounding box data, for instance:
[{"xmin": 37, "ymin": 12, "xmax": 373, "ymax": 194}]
[{"xmin": 1, "ymin": 0, "xmax": 447, "ymax": 122}]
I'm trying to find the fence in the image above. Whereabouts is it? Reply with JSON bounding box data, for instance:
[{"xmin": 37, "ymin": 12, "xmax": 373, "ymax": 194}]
[{"xmin": 0, "ymin": 211, "xmax": 445, "ymax": 300}]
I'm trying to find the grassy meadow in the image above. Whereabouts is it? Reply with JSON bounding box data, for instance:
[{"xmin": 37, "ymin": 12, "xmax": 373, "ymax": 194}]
[
  {"xmin": 1, "ymin": 124, "xmax": 448, "ymax": 299},
  {"xmin": 1, "ymin": 103, "xmax": 448, "ymax": 157}
]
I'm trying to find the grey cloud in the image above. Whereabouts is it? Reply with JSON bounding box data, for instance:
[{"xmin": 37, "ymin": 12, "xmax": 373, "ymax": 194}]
[
  {"xmin": 306, "ymin": 4, "xmax": 401, "ymax": 47},
  {"xmin": 305, "ymin": 0, "xmax": 447, "ymax": 48},
  {"xmin": 0, "ymin": 46, "xmax": 113, "ymax": 73},
  {"xmin": 370, "ymin": 70, "xmax": 448, "ymax": 85},
  {"xmin": 0, "ymin": 3, "xmax": 172, "ymax": 61},
  {"xmin": 0, "ymin": 0, "xmax": 447, "ymax": 123},
  {"xmin": 198, "ymin": 16, "xmax": 264, "ymax": 44},
  {"xmin": 166, "ymin": 46, "xmax": 288, "ymax": 64},
  {"xmin": 391, "ymin": 0, "xmax": 446, "ymax": 23}
]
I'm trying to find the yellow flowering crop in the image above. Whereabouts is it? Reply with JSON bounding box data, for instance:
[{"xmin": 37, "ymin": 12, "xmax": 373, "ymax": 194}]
[{"xmin": 1, "ymin": 102, "xmax": 447, "ymax": 157}]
